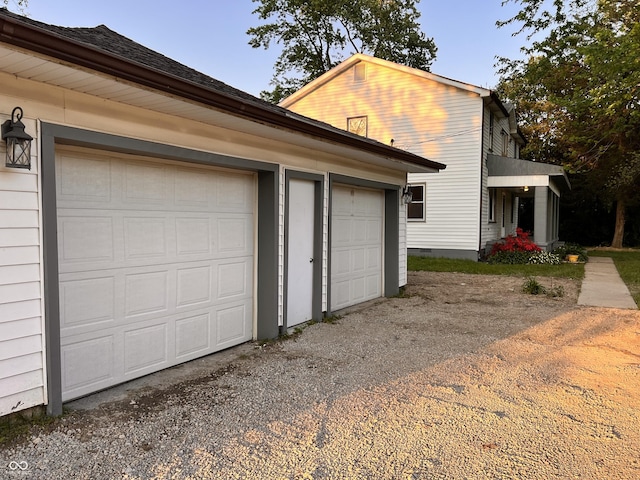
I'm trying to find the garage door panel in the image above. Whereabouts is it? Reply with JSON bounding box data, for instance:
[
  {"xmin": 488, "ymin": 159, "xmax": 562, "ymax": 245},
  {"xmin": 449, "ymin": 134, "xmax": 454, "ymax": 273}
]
[
  {"xmin": 176, "ymin": 217, "xmax": 211, "ymax": 255},
  {"xmin": 217, "ymin": 302, "xmax": 251, "ymax": 346},
  {"xmin": 366, "ymin": 246, "xmax": 382, "ymax": 269},
  {"xmin": 61, "ymin": 335, "xmax": 114, "ymax": 395},
  {"xmin": 331, "ymin": 185, "xmax": 383, "ymax": 311},
  {"xmin": 175, "ymin": 313, "xmax": 210, "ymax": 359},
  {"xmin": 123, "ymin": 322, "xmax": 168, "ymax": 374},
  {"xmin": 58, "ymin": 149, "xmax": 255, "ymax": 401},
  {"xmin": 60, "ymin": 276, "xmax": 115, "ymax": 329},
  {"xmin": 176, "ymin": 265, "xmax": 212, "ymax": 307},
  {"xmin": 217, "ymin": 174, "xmax": 255, "ymax": 211},
  {"xmin": 58, "ymin": 216, "xmax": 115, "ymax": 264},
  {"xmin": 124, "ymin": 217, "xmax": 168, "ymax": 259},
  {"xmin": 125, "ymin": 270, "xmax": 169, "ymax": 318},
  {"xmin": 124, "ymin": 162, "xmax": 168, "ymax": 204},
  {"xmin": 58, "ymin": 154, "xmax": 111, "ymax": 202}
]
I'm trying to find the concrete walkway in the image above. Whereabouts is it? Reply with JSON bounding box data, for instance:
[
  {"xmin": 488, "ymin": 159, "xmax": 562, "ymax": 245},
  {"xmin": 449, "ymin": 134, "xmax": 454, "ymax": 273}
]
[{"xmin": 577, "ymin": 256, "xmax": 638, "ymax": 309}]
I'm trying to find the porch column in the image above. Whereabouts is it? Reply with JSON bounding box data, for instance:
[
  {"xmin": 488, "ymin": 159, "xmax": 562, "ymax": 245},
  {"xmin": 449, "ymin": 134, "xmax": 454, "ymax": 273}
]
[{"xmin": 533, "ymin": 186, "xmax": 549, "ymax": 250}]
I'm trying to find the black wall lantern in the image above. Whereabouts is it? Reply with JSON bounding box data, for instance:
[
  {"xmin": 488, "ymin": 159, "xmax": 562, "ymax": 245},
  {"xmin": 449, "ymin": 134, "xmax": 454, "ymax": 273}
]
[
  {"xmin": 2, "ymin": 107, "xmax": 33, "ymax": 169},
  {"xmin": 401, "ymin": 184, "xmax": 413, "ymax": 205}
]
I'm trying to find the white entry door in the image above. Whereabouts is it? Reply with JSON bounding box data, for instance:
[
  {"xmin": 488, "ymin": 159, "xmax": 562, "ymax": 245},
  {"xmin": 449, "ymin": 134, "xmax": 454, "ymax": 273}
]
[
  {"xmin": 56, "ymin": 148, "xmax": 254, "ymax": 401},
  {"xmin": 286, "ymin": 179, "xmax": 315, "ymax": 327},
  {"xmin": 331, "ymin": 185, "xmax": 383, "ymax": 311}
]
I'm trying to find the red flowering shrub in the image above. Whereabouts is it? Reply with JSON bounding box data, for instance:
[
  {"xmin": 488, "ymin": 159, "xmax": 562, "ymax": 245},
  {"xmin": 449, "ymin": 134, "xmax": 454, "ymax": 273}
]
[{"xmin": 490, "ymin": 228, "xmax": 541, "ymax": 255}]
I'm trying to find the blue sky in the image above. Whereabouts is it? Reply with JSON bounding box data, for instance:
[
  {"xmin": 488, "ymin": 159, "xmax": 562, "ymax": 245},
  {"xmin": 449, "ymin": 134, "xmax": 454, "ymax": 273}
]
[{"xmin": 20, "ymin": 0, "xmax": 527, "ymax": 96}]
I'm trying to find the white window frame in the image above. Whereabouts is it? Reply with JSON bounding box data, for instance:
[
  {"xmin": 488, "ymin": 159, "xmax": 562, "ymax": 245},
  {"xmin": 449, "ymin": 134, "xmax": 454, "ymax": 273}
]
[
  {"xmin": 488, "ymin": 188, "xmax": 496, "ymax": 223},
  {"xmin": 488, "ymin": 113, "xmax": 494, "ymax": 152},
  {"xmin": 501, "ymin": 129, "xmax": 509, "ymax": 156},
  {"xmin": 407, "ymin": 184, "xmax": 426, "ymax": 222}
]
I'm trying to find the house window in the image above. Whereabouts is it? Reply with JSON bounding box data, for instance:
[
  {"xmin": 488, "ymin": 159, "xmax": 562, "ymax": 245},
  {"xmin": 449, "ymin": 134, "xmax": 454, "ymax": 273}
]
[
  {"xmin": 407, "ymin": 184, "xmax": 425, "ymax": 221},
  {"xmin": 354, "ymin": 63, "xmax": 366, "ymax": 82},
  {"xmin": 347, "ymin": 116, "xmax": 368, "ymax": 137},
  {"xmin": 488, "ymin": 188, "xmax": 496, "ymax": 222},
  {"xmin": 502, "ymin": 193, "xmax": 506, "ymax": 228},
  {"xmin": 501, "ymin": 129, "xmax": 509, "ymax": 156},
  {"xmin": 488, "ymin": 113, "xmax": 494, "ymax": 152}
]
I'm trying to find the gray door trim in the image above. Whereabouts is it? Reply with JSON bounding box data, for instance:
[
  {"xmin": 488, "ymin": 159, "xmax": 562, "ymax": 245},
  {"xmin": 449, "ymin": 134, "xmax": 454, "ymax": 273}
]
[
  {"xmin": 40, "ymin": 122, "xmax": 279, "ymax": 415},
  {"xmin": 283, "ymin": 170, "xmax": 324, "ymax": 330},
  {"xmin": 327, "ymin": 174, "xmax": 400, "ymax": 316}
]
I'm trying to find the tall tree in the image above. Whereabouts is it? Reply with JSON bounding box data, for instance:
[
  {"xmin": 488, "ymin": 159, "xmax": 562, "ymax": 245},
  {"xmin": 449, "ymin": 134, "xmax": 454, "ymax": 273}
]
[
  {"xmin": 497, "ymin": 0, "xmax": 640, "ymax": 247},
  {"xmin": 247, "ymin": 0, "xmax": 436, "ymax": 103}
]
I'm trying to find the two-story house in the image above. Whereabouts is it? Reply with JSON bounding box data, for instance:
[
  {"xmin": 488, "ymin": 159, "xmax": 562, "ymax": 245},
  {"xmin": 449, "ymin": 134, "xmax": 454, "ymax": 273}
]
[{"xmin": 281, "ymin": 54, "xmax": 569, "ymax": 260}]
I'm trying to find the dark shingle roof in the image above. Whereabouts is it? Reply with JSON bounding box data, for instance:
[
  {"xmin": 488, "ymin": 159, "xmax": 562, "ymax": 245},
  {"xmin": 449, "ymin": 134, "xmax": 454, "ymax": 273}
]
[
  {"xmin": 0, "ymin": 8, "xmax": 445, "ymax": 172},
  {"xmin": 1, "ymin": 8, "xmax": 260, "ymax": 104}
]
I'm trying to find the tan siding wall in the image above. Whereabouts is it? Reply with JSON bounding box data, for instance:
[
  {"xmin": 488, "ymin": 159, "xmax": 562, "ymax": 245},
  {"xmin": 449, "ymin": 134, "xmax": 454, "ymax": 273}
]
[
  {"xmin": 0, "ymin": 116, "xmax": 46, "ymax": 417},
  {"xmin": 287, "ymin": 61, "xmax": 483, "ymax": 252}
]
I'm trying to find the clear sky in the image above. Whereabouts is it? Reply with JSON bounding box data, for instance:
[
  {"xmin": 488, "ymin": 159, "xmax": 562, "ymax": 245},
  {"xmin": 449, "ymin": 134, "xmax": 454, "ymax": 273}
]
[{"xmin": 19, "ymin": 0, "xmax": 527, "ymax": 97}]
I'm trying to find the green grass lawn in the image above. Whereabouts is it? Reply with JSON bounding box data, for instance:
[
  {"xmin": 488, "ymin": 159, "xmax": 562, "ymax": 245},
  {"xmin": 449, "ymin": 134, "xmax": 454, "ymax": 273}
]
[
  {"xmin": 408, "ymin": 256, "xmax": 585, "ymax": 279},
  {"xmin": 588, "ymin": 248, "xmax": 640, "ymax": 305}
]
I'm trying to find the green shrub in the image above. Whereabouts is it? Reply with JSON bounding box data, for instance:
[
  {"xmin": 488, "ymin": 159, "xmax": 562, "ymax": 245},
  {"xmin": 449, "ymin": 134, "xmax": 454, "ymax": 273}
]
[
  {"xmin": 553, "ymin": 243, "xmax": 588, "ymax": 262},
  {"xmin": 522, "ymin": 277, "xmax": 546, "ymax": 295},
  {"xmin": 546, "ymin": 284, "xmax": 565, "ymax": 298},
  {"xmin": 487, "ymin": 250, "xmax": 531, "ymax": 264}
]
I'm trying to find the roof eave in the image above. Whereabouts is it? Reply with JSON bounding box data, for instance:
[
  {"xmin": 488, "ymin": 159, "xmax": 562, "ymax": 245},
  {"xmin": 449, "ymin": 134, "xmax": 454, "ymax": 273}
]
[{"xmin": 0, "ymin": 13, "xmax": 445, "ymax": 173}]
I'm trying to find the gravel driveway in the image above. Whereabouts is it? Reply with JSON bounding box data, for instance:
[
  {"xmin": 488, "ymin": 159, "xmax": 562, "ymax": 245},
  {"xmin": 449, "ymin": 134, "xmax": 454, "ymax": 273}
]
[{"xmin": 2, "ymin": 271, "xmax": 640, "ymax": 479}]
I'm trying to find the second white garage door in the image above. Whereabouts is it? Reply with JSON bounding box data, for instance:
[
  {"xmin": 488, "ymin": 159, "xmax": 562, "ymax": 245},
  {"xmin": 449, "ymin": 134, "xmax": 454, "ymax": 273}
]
[
  {"xmin": 331, "ymin": 185, "xmax": 383, "ymax": 311},
  {"xmin": 56, "ymin": 148, "xmax": 254, "ymax": 401}
]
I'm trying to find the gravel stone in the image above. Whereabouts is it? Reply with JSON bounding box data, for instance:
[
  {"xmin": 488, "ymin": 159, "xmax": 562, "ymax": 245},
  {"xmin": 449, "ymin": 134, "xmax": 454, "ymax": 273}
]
[{"xmin": 1, "ymin": 271, "xmax": 639, "ymax": 479}]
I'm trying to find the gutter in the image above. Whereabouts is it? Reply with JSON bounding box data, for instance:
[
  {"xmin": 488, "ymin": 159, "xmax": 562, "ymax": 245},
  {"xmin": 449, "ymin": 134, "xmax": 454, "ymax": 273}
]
[{"xmin": 0, "ymin": 11, "xmax": 445, "ymax": 173}]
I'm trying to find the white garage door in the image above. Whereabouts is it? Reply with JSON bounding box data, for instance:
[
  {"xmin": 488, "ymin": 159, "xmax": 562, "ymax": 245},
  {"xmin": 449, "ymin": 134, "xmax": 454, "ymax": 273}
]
[
  {"xmin": 56, "ymin": 148, "xmax": 254, "ymax": 401},
  {"xmin": 331, "ymin": 185, "xmax": 383, "ymax": 311}
]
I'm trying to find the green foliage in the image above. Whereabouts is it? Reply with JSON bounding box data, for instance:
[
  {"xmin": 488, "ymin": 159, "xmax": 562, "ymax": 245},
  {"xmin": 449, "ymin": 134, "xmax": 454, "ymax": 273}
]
[
  {"xmin": 553, "ymin": 243, "xmax": 588, "ymax": 262},
  {"xmin": 521, "ymin": 277, "xmax": 565, "ymax": 297},
  {"xmin": 407, "ymin": 256, "xmax": 584, "ymax": 279},
  {"xmin": 546, "ymin": 284, "xmax": 566, "ymax": 298},
  {"xmin": 522, "ymin": 277, "xmax": 546, "ymax": 295},
  {"xmin": 487, "ymin": 250, "xmax": 532, "ymax": 265},
  {"xmin": 248, "ymin": 0, "xmax": 437, "ymax": 103},
  {"xmin": 497, "ymin": 0, "xmax": 640, "ymax": 247}
]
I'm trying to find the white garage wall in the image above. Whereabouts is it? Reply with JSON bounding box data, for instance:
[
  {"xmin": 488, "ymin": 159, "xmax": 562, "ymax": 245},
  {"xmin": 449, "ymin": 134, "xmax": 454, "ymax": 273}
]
[{"xmin": 0, "ymin": 117, "xmax": 46, "ymax": 417}]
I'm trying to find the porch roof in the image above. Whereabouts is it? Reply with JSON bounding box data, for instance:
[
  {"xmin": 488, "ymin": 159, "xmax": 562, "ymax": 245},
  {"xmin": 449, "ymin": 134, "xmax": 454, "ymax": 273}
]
[{"xmin": 487, "ymin": 155, "xmax": 570, "ymax": 191}]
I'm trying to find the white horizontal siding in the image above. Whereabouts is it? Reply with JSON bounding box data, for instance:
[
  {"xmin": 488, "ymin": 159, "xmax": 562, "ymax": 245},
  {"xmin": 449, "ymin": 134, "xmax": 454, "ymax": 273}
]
[
  {"xmin": 481, "ymin": 109, "xmax": 517, "ymax": 249},
  {"xmin": 0, "ymin": 115, "xmax": 46, "ymax": 416},
  {"xmin": 286, "ymin": 61, "xmax": 484, "ymax": 253}
]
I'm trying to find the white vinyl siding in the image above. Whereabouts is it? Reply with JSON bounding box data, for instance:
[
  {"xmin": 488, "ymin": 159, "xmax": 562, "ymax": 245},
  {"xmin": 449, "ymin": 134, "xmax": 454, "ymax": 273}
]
[
  {"xmin": 286, "ymin": 61, "xmax": 482, "ymax": 252},
  {"xmin": 0, "ymin": 116, "xmax": 46, "ymax": 417},
  {"xmin": 481, "ymin": 108, "xmax": 516, "ymax": 248}
]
